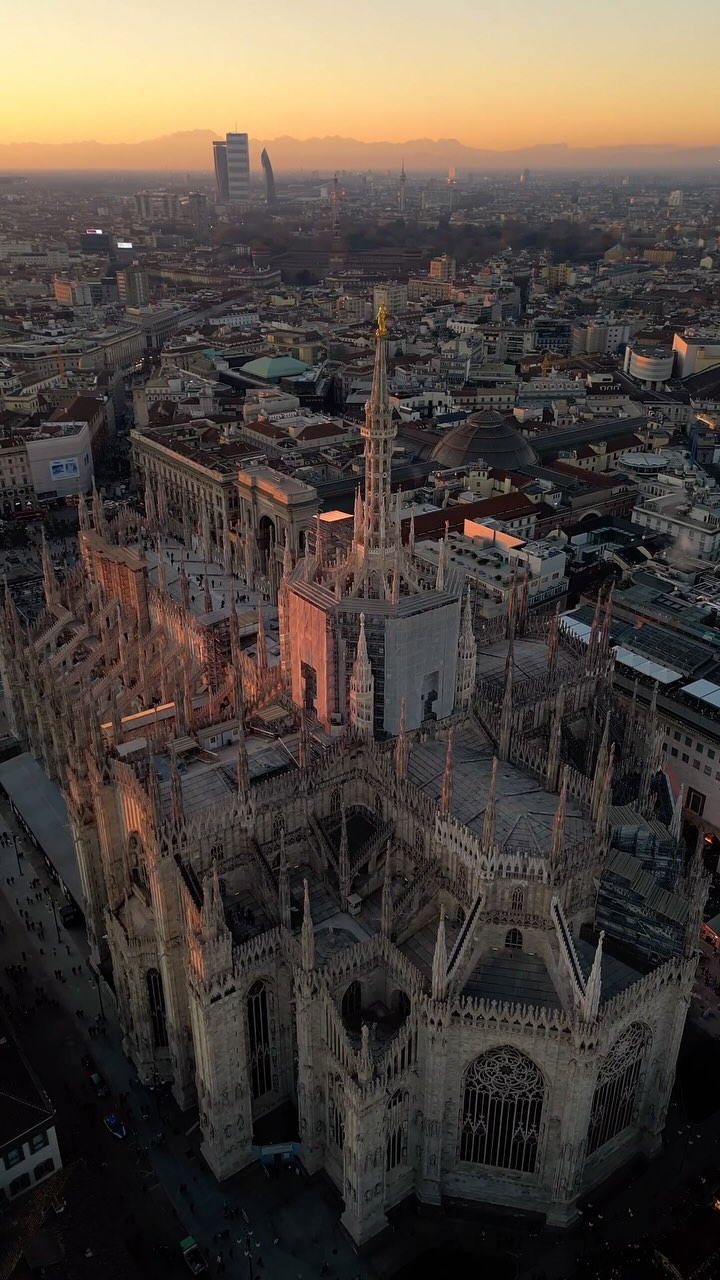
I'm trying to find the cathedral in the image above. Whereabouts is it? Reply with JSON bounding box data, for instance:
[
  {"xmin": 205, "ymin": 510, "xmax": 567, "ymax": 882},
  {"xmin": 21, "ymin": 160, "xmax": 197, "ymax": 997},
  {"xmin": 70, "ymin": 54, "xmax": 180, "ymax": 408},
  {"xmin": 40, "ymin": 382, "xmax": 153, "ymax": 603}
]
[{"xmin": 0, "ymin": 309, "xmax": 705, "ymax": 1245}]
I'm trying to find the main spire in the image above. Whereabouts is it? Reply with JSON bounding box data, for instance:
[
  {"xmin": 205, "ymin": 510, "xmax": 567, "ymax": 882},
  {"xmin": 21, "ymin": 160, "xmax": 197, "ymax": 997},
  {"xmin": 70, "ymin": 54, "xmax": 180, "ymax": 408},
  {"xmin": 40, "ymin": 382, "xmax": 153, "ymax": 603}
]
[{"xmin": 360, "ymin": 304, "xmax": 397, "ymax": 557}]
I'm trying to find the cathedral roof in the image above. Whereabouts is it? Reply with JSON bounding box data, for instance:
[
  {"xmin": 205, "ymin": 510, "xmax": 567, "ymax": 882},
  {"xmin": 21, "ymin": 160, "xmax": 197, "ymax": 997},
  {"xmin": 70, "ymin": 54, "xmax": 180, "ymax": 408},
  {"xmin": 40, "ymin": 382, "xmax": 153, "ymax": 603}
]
[
  {"xmin": 430, "ymin": 409, "xmax": 538, "ymax": 471},
  {"xmin": 407, "ymin": 723, "xmax": 592, "ymax": 855}
]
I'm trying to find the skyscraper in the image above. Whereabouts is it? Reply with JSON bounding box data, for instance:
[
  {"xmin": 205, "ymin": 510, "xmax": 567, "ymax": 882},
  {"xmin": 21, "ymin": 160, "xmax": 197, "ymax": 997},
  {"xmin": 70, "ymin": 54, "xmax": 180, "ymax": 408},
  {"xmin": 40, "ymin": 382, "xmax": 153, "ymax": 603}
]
[
  {"xmin": 212, "ymin": 140, "xmax": 229, "ymax": 203},
  {"xmin": 260, "ymin": 148, "xmax": 276, "ymax": 206},
  {"xmin": 226, "ymin": 132, "xmax": 250, "ymax": 206}
]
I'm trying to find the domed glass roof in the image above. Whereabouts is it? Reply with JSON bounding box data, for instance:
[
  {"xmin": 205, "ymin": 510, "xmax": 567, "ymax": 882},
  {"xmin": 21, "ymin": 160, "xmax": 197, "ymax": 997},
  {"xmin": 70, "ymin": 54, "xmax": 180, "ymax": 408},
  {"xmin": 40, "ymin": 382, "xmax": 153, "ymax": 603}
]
[{"xmin": 431, "ymin": 410, "xmax": 538, "ymax": 471}]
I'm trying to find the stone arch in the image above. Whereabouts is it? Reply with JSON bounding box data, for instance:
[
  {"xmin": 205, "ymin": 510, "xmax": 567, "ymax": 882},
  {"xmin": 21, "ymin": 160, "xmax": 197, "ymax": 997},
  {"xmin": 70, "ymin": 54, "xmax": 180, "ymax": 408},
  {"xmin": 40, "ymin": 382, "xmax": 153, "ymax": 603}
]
[
  {"xmin": 511, "ymin": 886, "xmax": 524, "ymax": 913},
  {"xmin": 341, "ymin": 979, "xmax": 362, "ymax": 1021},
  {"xmin": 257, "ymin": 515, "xmax": 275, "ymax": 571},
  {"xmin": 505, "ymin": 927, "xmax": 523, "ymax": 950},
  {"xmin": 459, "ymin": 1046, "xmax": 545, "ymax": 1174},
  {"xmin": 330, "ymin": 789, "xmax": 342, "ymax": 817},
  {"xmin": 392, "ymin": 989, "xmax": 411, "ymax": 1021},
  {"xmin": 587, "ymin": 1022, "xmax": 651, "ymax": 1156},
  {"xmin": 272, "ymin": 812, "xmax": 285, "ymax": 840}
]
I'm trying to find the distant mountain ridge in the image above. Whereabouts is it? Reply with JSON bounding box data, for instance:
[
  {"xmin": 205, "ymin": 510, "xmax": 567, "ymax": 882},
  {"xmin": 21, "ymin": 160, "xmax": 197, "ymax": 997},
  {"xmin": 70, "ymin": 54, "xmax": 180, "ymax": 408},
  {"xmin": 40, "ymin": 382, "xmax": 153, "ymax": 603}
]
[{"xmin": 0, "ymin": 130, "xmax": 718, "ymax": 172}]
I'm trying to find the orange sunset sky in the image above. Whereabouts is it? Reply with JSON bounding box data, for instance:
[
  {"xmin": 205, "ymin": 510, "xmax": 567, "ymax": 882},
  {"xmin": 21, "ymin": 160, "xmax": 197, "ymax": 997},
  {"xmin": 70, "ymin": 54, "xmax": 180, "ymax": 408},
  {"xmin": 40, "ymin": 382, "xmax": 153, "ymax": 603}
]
[{"xmin": 1, "ymin": 0, "xmax": 719, "ymax": 152}]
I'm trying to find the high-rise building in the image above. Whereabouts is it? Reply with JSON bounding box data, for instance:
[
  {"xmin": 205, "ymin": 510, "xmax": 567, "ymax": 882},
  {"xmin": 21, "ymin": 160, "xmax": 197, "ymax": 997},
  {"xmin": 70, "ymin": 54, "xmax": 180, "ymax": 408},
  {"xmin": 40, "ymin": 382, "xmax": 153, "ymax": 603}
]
[
  {"xmin": 185, "ymin": 192, "xmax": 210, "ymax": 238},
  {"xmin": 133, "ymin": 190, "xmax": 180, "ymax": 222},
  {"xmin": 260, "ymin": 148, "xmax": 276, "ymax": 206},
  {"xmin": 116, "ymin": 264, "xmax": 150, "ymax": 308},
  {"xmin": 226, "ymin": 132, "xmax": 250, "ymax": 206},
  {"xmin": 429, "ymin": 253, "xmax": 456, "ymax": 281},
  {"xmin": 213, "ymin": 140, "xmax": 229, "ymax": 203}
]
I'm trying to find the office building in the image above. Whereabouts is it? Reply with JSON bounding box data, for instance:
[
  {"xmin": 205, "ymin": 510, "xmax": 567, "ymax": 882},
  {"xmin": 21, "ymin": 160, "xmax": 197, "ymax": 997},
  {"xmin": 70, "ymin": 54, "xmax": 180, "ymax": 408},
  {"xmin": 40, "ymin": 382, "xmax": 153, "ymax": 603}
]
[
  {"xmin": 260, "ymin": 148, "xmax": 276, "ymax": 206},
  {"xmin": 226, "ymin": 133, "xmax": 250, "ymax": 206},
  {"xmin": 116, "ymin": 265, "xmax": 150, "ymax": 308},
  {"xmin": 213, "ymin": 140, "xmax": 229, "ymax": 203}
]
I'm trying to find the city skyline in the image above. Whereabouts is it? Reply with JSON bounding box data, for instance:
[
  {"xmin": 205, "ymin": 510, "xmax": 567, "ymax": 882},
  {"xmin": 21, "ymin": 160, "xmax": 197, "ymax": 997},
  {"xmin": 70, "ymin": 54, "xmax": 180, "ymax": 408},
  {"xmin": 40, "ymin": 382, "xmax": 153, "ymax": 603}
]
[{"xmin": 1, "ymin": 0, "xmax": 719, "ymax": 163}]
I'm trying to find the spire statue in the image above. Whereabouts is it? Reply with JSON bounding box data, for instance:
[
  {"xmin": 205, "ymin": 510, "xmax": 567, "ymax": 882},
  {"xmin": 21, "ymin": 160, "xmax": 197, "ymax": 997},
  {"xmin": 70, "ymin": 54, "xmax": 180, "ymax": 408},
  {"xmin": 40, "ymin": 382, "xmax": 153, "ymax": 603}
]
[
  {"xmin": 440, "ymin": 728, "xmax": 453, "ymax": 816},
  {"xmin": 349, "ymin": 613, "xmax": 374, "ymax": 737},
  {"xmin": 338, "ymin": 803, "xmax": 351, "ymax": 903},
  {"xmin": 359, "ymin": 306, "xmax": 397, "ymax": 558},
  {"xmin": 549, "ymin": 767, "xmax": 567, "ymax": 874},
  {"xmin": 170, "ymin": 756, "xmax": 184, "ymax": 828},
  {"xmin": 301, "ymin": 878, "xmax": 314, "ymax": 972},
  {"xmin": 482, "ymin": 756, "xmax": 497, "ymax": 852},
  {"xmin": 40, "ymin": 528, "xmax": 59, "ymax": 610},
  {"xmin": 256, "ymin": 603, "xmax": 268, "ymax": 675},
  {"xmin": 431, "ymin": 906, "xmax": 447, "ymax": 1000},
  {"xmin": 455, "ymin": 586, "xmax": 477, "ymax": 709},
  {"xmin": 278, "ymin": 828, "xmax": 291, "ymax": 930},
  {"xmin": 380, "ymin": 841, "xmax": 393, "ymax": 938},
  {"xmin": 498, "ymin": 632, "xmax": 514, "ymax": 761},
  {"xmin": 395, "ymin": 696, "xmax": 407, "ymax": 779}
]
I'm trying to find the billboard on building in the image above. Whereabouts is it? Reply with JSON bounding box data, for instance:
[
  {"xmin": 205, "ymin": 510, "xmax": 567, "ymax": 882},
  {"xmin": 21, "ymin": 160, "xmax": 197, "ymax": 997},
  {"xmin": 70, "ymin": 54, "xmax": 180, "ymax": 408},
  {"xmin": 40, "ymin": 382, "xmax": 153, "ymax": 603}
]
[{"xmin": 50, "ymin": 458, "xmax": 79, "ymax": 479}]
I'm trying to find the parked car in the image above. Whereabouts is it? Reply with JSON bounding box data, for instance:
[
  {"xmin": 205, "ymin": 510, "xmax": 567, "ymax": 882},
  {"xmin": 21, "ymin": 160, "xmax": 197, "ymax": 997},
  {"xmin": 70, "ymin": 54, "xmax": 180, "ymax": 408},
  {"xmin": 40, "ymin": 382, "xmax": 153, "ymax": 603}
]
[
  {"xmin": 103, "ymin": 1113, "xmax": 126, "ymax": 1140},
  {"xmin": 180, "ymin": 1237, "xmax": 208, "ymax": 1274},
  {"xmin": 90, "ymin": 1071, "xmax": 108, "ymax": 1098}
]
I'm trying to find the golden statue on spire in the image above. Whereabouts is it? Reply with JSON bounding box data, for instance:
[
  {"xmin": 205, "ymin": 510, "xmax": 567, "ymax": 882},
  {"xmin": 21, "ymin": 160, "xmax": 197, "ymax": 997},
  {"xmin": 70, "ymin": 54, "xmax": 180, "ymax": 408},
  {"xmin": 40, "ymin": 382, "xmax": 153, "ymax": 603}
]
[{"xmin": 376, "ymin": 303, "xmax": 387, "ymax": 338}]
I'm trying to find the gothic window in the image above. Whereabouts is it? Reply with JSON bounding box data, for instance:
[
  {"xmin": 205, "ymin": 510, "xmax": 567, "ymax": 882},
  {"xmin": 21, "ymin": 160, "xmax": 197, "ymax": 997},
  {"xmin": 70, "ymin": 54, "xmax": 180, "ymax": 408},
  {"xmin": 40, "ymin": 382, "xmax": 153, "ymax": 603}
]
[
  {"xmin": 460, "ymin": 1047, "xmax": 544, "ymax": 1174},
  {"xmin": 511, "ymin": 887, "xmax": 524, "ymax": 913},
  {"xmin": 330, "ymin": 790, "xmax": 341, "ymax": 817},
  {"xmin": 414, "ymin": 830, "xmax": 424, "ymax": 856},
  {"xmin": 456, "ymin": 904, "xmax": 466, "ymax": 925},
  {"xmin": 375, "ymin": 794, "xmax": 383, "ymax": 818},
  {"xmin": 247, "ymin": 981, "xmax": 273, "ymax": 1100},
  {"xmin": 386, "ymin": 1090, "xmax": 408, "ymax": 1171},
  {"xmin": 505, "ymin": 928, "xmax": 523, "ymax": 951},
  {"xmin": 587, "ymin": 1023, "xmax": 650, "ymax": 1156},
  {"xmin": 272, "ymin": 813, "xmax": 285, "ymax": 840},
  {"xmin": 328, "ymin": 1075, "xmax": 344, "ymax": 1149},
  {"xmin": 146, "ymin": 968, "xmax": 168, "ymax": 1048},
  {"xmin": 341, "ymin": 980, "xmax": 362, "ymax": 1020},
  {"xmin": 210, "ymin": 842, "xmax": 224, "ymax": 859},
  {"xmin": 395, "ymin": 990, "xmax": 411, "ymax": 1020}
]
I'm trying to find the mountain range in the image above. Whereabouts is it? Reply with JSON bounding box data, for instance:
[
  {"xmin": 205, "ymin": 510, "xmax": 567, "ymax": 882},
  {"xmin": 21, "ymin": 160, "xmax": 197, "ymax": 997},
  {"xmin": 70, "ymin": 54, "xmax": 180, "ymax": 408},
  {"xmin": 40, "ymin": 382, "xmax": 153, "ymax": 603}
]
[{"xmin": 0, "ymin": 131, "xmax": 718, "ymax": 172}]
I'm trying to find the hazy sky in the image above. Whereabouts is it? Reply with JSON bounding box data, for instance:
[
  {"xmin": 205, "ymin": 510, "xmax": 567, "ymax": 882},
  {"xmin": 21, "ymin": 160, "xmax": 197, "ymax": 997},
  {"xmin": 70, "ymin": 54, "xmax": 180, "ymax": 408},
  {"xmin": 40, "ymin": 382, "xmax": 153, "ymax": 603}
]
[{"xmin": 3, "ymin": 0, "xmax": 719, "ymax": 147}]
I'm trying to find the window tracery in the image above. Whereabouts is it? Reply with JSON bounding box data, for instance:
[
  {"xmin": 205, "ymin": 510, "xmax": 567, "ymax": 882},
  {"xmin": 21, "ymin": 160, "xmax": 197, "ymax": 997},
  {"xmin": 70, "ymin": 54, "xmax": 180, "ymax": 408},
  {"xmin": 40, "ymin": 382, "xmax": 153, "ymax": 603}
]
[
  {"xmin": 587, "ymin": 1022, "xmax": 650, "ymax": 1155},
  {"xmin": 460, "ymin": 1046, "xmax": 544, "ymax": 1174},
  {"xmin": 146, "ymin": 968, "xmax": 168, "ymax": 1047},
  {"xmin": 386, "ymin": 1090, "xmax": 408, "ymax": 1171},
  {"xmin": 505, "ymin": 928, "xmax": 523, "ymax": 950},
  {"xmin": 511, "ymin": 887, "xmax": 524, "ymax": 913},
  {"xmin": 247, "ymin": 980, "xmax": 273, "ymax": 1099}
]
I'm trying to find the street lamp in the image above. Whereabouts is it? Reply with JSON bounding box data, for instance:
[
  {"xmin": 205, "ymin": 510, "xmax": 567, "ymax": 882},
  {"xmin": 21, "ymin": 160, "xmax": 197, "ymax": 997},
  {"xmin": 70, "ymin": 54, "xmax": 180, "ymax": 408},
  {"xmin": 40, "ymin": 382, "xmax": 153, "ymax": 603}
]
[
  {"xmin": 45, "ymin": 888, "xmax": 61, "ymax": 942},
  {"xmin": 12, "ymin": 832, "xmax": 23, "ymax": 876},
  {"xmin": 90, "ymin": 964, "xmax": 105, "ymax": 1019}
]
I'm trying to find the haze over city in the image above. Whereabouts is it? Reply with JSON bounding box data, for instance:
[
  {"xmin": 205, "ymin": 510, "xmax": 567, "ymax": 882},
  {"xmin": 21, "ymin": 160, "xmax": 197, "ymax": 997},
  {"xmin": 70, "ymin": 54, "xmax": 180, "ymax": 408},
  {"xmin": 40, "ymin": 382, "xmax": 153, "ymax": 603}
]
[
  {"xmin": 2, "ymin": 4, "xmax": 720, "ymax": 1278},
  {"xmin": 1, "ymin": 0, "xmax": 719, "ymax": 169}
]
